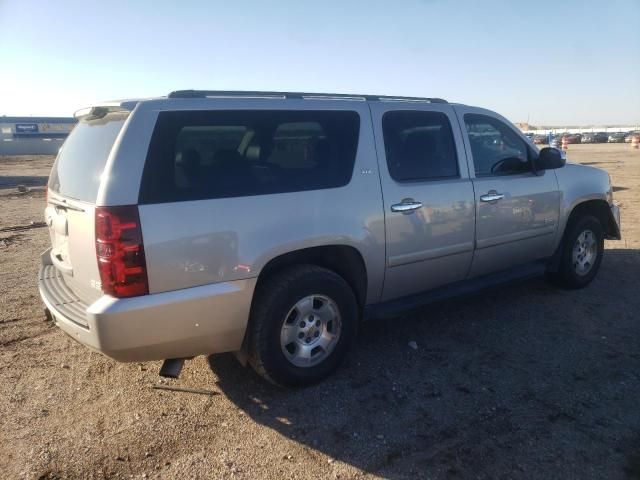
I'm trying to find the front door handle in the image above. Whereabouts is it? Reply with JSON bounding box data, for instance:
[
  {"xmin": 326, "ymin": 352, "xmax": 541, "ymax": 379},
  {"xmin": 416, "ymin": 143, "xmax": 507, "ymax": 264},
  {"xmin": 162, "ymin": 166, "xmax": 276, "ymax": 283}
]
[
  {"xmin": 391, "ymin": 200, "xmax": 423, "ymax": 213},
  {"xmin": 480, "ymin": 191, "xmax": 505, "ymax": 203}
]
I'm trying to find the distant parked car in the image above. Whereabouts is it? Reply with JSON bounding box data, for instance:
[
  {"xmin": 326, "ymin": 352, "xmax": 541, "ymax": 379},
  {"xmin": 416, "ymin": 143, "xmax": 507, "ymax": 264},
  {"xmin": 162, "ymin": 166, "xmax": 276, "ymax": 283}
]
[
  {"xmin": 582, "ymin": 132, "xmax": 607, "ymax": 144},
  {"xmin": 522, "ymin": 133, "xmax": 537, "ymax": 147},
  {"xmin": 608, "ymin": 132, "xmax": 627, "ymax": 143},
  {"xmin": 624, "ymin": 131, "xmax": 640, "ymax": 143},
  {"xmin": 594, "ymin": 132, "xmax": 609, "ymax": 143},
  {"xmin": 550, "ymin": 135, "xmax": 563, "ymax": 148},
  {"xmin": 564, "ymin": 134, "xmax": 582, "ymax": 144},
  {"xmin": 533, "ymin": 134, "xmax": 548, "ymax": 145}
]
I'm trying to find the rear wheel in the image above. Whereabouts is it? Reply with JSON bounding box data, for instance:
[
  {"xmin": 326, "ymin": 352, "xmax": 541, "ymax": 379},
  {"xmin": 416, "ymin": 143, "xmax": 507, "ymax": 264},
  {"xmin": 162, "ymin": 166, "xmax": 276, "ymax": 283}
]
[
  {"xmin": 551, "ymin": 215, "xmax": 604, "ymax": 289},
  {"xmin": 248, "ymin": 265, "xmax": 358, "ymax": 387}
]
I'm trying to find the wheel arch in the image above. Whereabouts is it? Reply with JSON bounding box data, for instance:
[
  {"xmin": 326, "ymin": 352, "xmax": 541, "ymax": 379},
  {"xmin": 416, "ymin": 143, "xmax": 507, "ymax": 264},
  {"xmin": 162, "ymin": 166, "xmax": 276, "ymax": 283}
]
[
  {"xmin": 566, "ymin": 199, "xmax": 619, "ymax": 240},
  {"xmin": 254, "ymin": 245, "xmax": 368, "ymax": 308},
  {"xmin": 548, "ymin": 198, "xmax": 617, "ymax": 272}
]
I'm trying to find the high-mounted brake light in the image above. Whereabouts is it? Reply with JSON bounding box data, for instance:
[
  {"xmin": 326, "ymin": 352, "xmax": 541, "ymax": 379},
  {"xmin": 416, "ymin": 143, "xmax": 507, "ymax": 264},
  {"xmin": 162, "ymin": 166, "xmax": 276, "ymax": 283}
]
[{"xmin": 95, "ymin": 206, "xmax": 148, "ymax": 298}]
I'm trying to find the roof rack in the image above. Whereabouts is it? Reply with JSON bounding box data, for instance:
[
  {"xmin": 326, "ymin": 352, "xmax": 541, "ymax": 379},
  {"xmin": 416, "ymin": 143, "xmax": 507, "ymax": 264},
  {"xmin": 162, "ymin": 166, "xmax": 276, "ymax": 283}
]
[{"xmin": 167, "ymin": 90, "xmax": 447, "ymax": 103}]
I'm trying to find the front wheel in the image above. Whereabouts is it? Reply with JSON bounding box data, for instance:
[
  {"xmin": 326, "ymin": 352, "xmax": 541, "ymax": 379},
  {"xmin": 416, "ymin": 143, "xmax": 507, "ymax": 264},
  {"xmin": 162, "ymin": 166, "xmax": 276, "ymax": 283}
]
[
  {"xmin": 247, "ymin": 265, "xmax": 358, "ymax": 387},
  {"xmin": 551, "ymin": 215, "xmax": 604, "ymax": 289}
]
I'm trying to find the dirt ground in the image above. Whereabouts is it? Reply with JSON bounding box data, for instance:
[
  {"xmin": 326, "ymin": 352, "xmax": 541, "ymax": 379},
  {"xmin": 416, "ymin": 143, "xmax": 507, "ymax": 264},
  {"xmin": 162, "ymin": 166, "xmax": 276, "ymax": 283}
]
[{"xmin": 1, "ymin": 144, "xmax": 639, "ymax": 480}]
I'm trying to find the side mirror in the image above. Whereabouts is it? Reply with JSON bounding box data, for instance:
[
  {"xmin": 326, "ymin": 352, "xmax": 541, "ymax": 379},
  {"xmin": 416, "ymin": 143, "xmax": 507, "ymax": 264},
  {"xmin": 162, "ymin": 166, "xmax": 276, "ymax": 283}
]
[{"xmin": 536, "ymin": 147, "xmax": 566, "ymax": 170}]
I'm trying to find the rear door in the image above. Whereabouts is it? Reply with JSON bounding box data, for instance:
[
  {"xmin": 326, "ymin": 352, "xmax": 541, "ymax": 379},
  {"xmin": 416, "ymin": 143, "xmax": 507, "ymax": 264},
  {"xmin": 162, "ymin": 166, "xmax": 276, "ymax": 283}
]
[
  {"xmin": 46, "ymin": 110, "xmax": 130, "ymax": 303},
  {"xmin": 454, "ymin": 106, "xmax": 561, "ymax": 277},
  {"xmin": 370, "ymin": 102, "xmax": 476, "ymax": 301}
]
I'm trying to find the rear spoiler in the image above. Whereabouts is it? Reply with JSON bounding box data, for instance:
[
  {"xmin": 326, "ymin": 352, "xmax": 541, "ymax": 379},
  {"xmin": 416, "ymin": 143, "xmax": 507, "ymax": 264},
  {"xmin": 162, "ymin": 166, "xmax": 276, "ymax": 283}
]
[{"xmin": 74, "ymin": 100, "xmax": 139, "ymax": 120}]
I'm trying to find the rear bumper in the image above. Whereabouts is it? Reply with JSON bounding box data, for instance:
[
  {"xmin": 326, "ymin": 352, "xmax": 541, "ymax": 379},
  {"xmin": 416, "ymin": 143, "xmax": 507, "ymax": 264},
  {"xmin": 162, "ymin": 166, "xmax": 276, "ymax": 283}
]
[{"xmin": 38, "ymin": 249, "xmax": 256, "ymax": 361}]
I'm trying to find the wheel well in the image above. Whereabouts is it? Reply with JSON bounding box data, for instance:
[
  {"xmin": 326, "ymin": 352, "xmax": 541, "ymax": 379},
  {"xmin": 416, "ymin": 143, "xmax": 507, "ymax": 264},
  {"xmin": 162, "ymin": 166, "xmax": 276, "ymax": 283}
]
[
  {"xmin": 567, "ymin": 199, "xmax": 618, "ymax": 239},
  {"xmin": 548, "ymin": 199, "xmax": 616, "ymax": 273},
  {"xmin": 256, "ymin": 246, "xmax": 367, "ymax": 306}
]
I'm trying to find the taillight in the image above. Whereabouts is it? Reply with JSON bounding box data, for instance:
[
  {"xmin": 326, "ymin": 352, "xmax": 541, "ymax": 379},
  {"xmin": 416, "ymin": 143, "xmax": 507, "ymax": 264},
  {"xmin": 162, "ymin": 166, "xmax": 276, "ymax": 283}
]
[{"xmin": 95, "ymin": 205, "xmax": 148, "ymax": 298}]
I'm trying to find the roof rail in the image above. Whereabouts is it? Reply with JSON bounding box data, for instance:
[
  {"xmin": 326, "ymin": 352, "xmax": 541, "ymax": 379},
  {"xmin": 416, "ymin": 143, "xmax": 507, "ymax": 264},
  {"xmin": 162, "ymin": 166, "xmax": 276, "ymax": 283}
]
[{"xmin": 167, "ymin": 90, "xmax": 447, "ymax": 103}]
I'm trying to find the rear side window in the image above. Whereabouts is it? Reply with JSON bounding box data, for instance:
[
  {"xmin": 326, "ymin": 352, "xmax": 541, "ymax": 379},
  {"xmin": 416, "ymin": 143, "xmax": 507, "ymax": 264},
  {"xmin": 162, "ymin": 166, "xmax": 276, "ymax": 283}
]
[
  {"xmin": 382, "ymin": 110, "xmax": 459, "ymax": 182},
  {"xmin": 48, "ymin": 111, "xmax": 128, "ymax": 202},
  {"xmin": 139, "ymin": 110, "xmax": 360, "ymax": 204}
]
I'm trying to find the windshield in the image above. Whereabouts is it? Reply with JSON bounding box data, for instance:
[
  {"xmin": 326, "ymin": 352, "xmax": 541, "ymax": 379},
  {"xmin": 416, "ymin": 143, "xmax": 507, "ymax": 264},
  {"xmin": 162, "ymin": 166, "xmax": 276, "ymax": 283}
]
[{"xmin": 48, "ymin": 111, "xmax": 129, "ymax": 202}]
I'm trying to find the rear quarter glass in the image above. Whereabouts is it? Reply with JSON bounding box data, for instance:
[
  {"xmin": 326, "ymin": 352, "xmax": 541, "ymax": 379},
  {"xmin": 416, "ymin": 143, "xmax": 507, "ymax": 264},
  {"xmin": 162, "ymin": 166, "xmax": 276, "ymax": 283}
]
[{"xmin": 49, "ymin": 111, "xmax": 129, "ymax": 203}]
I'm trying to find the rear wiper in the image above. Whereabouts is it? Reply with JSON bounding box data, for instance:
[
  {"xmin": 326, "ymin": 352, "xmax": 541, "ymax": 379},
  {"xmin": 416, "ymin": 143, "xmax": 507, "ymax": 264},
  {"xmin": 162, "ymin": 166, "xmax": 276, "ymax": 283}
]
[{"xmin": 48, "ymin": 197, "xmax": 85, "ymax": 212}]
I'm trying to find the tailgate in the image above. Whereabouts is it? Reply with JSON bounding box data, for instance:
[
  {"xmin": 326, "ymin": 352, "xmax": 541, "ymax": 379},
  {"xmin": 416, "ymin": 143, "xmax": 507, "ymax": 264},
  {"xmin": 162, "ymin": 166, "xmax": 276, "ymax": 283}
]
[{"xmin": 45, "ymin": 196, "xmax": 102, "ymax": 303}]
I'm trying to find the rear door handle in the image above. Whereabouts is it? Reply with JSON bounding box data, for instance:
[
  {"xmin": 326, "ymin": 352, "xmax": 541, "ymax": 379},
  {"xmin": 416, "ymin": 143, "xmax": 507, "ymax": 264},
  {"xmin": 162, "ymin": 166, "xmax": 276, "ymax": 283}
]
[
  {"xmin": 480, "ymin": 191, "xmax": 504, "ymax": 203},
  {"xmin": 391, "ymin": 200, "xmax": 423, "ymax": 213}
]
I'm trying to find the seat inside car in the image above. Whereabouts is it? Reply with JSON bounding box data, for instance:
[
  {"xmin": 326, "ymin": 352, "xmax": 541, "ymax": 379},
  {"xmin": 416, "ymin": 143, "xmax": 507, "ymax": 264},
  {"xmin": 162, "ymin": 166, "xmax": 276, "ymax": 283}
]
[{"xmin": 396, "ymin": 130, "xmax": 438, "ymax": 180}]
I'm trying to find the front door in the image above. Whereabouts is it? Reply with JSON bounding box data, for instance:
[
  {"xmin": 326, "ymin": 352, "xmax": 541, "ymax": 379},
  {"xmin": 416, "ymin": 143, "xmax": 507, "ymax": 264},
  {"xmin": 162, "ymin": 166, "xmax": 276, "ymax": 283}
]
[
  {"xmin": 370, "ymin": 103, "xmax": 476, "ymax": 301},
  {"xmin": 454, "ymin": 107, "xmax": 561, "ymax": 277}
]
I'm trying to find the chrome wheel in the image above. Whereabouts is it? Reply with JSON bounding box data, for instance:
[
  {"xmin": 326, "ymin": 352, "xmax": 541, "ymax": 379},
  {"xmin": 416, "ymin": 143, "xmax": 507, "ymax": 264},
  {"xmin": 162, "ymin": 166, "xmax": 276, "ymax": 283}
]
[
  {"xmin": 280, "ymin": 294, "xmax": 342, "ymax": 368},
  {"xmin": 572, "ymin": 229, "xmax": 597, "ymax": 276}
]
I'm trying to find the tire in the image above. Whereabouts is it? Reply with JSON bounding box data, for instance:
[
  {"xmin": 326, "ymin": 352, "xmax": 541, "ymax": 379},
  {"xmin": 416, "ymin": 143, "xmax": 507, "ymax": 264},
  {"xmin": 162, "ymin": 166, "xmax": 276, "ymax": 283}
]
[
  {"xmin": 551, "ymin": 214, "xmax": 604, "ymax": 289},
  {"xmin": 247, "ymin": 265, "xmax": 358, "ymax": 387}
]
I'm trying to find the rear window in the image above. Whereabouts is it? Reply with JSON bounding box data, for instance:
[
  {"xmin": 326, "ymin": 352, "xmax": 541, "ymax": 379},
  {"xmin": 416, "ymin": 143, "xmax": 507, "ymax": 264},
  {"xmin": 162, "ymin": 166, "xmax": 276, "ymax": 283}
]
[
  {"xmin": 48, "ymin": 111, "xmax": 128, "ymax": 202},
  {"xmin": 138, "ymin": 110, "xmax": 360, "ymax": 204}
]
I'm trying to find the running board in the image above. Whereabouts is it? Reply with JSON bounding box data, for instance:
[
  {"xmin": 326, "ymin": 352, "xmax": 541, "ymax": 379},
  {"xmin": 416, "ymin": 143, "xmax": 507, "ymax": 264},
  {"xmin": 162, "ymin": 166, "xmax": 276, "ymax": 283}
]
[{"xmin": 366, "ymin": 261, "xmax": 547, "ymax": 320}]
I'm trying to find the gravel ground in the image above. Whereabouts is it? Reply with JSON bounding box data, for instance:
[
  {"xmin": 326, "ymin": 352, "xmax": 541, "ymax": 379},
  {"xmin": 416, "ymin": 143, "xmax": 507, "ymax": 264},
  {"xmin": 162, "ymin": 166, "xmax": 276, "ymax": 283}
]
[{"xmin": 1, "ymin": 144, "xmax": 639, "ymax": 479}]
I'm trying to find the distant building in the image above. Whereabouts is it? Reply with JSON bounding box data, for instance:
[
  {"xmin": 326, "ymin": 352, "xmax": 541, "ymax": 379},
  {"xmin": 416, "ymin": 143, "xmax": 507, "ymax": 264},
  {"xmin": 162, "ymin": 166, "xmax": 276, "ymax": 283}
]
[
  {"xmin": 0, "ymin": 116, "xmax": 76, "ymax": 155},
  {"xmin": 515, "ymin": 122, "xmax": 535, "ymax": 131}
]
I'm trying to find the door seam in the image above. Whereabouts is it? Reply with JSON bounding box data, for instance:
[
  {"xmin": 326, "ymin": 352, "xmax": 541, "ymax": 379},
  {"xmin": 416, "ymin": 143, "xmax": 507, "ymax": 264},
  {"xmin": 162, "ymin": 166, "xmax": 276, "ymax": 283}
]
[
  {"xmin": 452, "ymin": 105, "xmax": 478, "ymax": 279},
  {"xmin": 366, "ymin": 102, "xmax": 388, "ymax": 303}
]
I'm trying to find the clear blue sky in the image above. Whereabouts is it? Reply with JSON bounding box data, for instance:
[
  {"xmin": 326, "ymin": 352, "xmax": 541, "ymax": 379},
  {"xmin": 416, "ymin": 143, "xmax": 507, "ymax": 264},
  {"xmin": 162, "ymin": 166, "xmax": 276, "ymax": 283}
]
[{"xmin": 1, "ymin": 0, "xmax": 638, "ymax": 125}]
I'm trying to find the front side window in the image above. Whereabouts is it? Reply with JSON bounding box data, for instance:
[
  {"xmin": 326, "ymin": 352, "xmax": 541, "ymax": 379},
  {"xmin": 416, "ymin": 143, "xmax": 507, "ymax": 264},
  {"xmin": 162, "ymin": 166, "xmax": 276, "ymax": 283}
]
[
  {"xmin": 382, "ymin": 110, "xmax": 459, "ymax": 182},
  {"xmin": 464, "ymin": 114, "xmax": 531, "ymax": 177},
  {"xmin": 139, "ymin": 110, "xmax": 360, "ymax": 204}
]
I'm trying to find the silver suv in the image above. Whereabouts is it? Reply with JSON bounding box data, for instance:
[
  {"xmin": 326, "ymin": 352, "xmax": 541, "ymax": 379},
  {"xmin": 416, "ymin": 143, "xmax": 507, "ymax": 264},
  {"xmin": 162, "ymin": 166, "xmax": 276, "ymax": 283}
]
[{"xmin": 39, "ymin": 90, "xmax": 621, "ymax": 386}]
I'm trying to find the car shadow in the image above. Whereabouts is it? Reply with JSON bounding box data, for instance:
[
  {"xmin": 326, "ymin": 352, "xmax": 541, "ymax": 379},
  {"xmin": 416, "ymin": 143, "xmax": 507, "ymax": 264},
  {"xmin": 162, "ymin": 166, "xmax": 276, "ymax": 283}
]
[
  {"xmin": 208, "ymin": 250, "xmax": 640, "ymax": 478},
  {"xmin": 581, "ymin": 161, "xmax": 620, "ymax": 166},
  {"xmin": 0, "ymin": 175, "xmax": 48, "ymax": 189}
]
